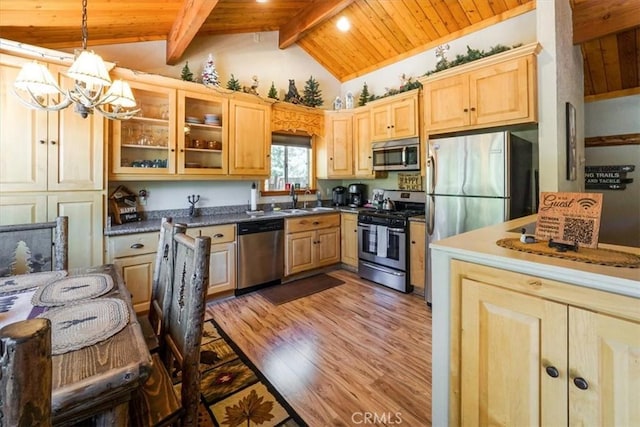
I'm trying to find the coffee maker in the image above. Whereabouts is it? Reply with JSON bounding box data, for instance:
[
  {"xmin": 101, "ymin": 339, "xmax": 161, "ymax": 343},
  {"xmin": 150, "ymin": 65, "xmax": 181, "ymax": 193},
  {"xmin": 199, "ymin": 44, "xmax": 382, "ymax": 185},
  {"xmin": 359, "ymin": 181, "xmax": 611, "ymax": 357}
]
[
  {"xmin": 348, "ymin": 184, "xmax": 367, "ymax": 207},
  {"xmin": 332, "ymin": 186, "xmax": 347, "ymax": 206}
]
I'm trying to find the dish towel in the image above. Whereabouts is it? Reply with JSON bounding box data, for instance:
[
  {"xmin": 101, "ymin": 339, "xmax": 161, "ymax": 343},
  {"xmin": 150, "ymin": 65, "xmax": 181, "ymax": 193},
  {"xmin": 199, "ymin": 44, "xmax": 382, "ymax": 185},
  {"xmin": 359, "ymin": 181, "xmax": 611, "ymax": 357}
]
[
  {"xmin": 376, "ymin": 225, "xmax": 388, "ymax": 258},
  {"xmin": 368, "ymin": 227, "xmax": 377, "ymax": 253}
]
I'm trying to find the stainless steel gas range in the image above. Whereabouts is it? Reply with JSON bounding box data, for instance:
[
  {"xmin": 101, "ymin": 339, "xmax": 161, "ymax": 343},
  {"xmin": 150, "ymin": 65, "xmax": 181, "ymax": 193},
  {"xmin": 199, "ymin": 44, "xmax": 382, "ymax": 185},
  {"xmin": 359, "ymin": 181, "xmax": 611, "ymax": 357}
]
[{"xmin": 357, "ymin": 190, "xmax": 425, "ymax": 293}]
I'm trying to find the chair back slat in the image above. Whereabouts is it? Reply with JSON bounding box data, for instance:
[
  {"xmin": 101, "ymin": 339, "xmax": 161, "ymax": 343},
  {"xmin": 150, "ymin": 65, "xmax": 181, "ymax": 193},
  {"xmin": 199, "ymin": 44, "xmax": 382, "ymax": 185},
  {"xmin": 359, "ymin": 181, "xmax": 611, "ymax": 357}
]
[
  {"xmin": 0, "ymin": 318, "xmax": 52, "ymax": 426},
  {"xmin": 164, "ymin": 231, "xmax": 210, "ymax": 427},
  {"xmin": 0, "ymin": 216, "xmax": 68, "ymax": 276},
  {"xmin": 148, "ymin": 218, "xmax": 186, "ymax": 341}
]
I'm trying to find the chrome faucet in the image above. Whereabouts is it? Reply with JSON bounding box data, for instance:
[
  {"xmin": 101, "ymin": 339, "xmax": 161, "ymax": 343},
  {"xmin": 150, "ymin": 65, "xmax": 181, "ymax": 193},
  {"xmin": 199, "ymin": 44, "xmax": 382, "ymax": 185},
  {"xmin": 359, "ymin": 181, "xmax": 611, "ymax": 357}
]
[
  {"xmin": 290, "ymin": 186, "xmax": 298, "ymax": 209},
  {"xmin": 303, "ymin": 188, "xmax": 312, "ymax": 208}
]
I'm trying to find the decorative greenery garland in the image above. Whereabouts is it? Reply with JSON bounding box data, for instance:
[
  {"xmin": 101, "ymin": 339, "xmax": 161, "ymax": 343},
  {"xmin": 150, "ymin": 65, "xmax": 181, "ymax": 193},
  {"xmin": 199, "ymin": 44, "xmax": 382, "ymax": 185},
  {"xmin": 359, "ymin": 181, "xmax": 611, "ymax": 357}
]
[{"xmin": 424, "ymin": 43, "xmax": 522, "ymax": 76}]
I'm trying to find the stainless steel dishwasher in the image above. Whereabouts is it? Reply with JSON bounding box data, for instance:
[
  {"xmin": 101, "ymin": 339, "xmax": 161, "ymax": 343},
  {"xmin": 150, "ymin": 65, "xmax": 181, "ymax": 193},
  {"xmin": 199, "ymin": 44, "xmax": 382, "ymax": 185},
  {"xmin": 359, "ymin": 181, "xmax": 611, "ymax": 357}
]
[{"xmin": 236, "ymin": 218, "xmax": 284, "ymax": 292}]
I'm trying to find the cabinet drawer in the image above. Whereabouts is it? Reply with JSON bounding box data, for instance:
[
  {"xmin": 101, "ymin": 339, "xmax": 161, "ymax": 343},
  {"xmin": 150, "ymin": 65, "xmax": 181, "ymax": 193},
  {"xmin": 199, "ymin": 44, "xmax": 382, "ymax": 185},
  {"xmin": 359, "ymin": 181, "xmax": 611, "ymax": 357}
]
[
  {"xmin": 109, "ymin": 232, "xmax": 159, "ymax": 258},
  {"xmin": 187, "ymin": 224, "xmax": 236, "ymax": 244},
  {"xmin": 286, "ymin": 213, "xmax": 340, "ymax": 233}
]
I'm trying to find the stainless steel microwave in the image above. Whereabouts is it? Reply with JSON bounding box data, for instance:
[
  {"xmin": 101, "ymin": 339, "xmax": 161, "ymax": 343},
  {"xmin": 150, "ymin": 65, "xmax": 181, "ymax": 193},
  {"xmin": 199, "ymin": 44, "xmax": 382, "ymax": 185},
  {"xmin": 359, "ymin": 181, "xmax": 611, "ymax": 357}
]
[{"xmin": 372, "ymin": 138, "xmax": 420, "ymax": 171}]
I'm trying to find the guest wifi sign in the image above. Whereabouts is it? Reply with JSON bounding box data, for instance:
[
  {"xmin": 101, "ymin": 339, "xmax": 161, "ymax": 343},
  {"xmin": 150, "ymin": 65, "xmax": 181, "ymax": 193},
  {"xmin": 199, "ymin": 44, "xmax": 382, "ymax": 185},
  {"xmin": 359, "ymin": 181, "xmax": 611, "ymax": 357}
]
[{"xmin": 535, "ymin": 192, "xmax": 603, "ymax": 248}]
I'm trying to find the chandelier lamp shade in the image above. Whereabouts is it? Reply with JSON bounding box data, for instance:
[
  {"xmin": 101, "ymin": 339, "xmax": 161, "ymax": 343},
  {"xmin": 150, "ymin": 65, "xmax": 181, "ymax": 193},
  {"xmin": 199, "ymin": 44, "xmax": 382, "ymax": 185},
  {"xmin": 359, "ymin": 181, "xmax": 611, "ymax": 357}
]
[{"xmin": 12, "ymin": 0, "xmax": 138, "ymax": 120}]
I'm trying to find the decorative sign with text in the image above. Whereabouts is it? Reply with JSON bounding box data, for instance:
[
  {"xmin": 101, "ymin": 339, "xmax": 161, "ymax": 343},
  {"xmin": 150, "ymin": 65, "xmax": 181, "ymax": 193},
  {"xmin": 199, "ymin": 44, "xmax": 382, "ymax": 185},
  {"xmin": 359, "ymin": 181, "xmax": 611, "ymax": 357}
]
[
  {"xmin": 535, "ymin": 192, "xmax": 603, "ymax": 248},
  {"xmin": 585, "ymin": 164, "xmax": 635, "ymax": 190}
]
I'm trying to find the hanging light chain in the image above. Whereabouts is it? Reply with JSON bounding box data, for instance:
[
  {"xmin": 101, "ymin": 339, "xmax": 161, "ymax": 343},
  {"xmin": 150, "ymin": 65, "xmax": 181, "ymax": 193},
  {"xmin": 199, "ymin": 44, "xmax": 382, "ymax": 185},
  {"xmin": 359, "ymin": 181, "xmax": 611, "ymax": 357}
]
[{"xmin": 81, "ymin": 0, "xmax": 88, "ymax": 51}]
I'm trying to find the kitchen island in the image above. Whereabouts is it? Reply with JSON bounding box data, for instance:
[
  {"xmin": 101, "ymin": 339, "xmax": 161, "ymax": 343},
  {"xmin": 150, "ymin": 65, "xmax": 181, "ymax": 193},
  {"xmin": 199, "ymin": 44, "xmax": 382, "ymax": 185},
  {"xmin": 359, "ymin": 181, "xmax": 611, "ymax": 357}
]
[{"xmin": 430, "ymin": 214, "xmax": 640, "ymax": 426}]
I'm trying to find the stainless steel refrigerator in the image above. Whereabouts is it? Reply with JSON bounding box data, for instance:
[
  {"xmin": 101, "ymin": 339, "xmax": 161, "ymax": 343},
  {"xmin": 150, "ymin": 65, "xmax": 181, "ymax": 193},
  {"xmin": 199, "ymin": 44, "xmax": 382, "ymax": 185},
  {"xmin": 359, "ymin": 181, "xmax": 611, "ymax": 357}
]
[{"xmin": 425, "ymin": 131, "xmax": 535, "ymax": 304}]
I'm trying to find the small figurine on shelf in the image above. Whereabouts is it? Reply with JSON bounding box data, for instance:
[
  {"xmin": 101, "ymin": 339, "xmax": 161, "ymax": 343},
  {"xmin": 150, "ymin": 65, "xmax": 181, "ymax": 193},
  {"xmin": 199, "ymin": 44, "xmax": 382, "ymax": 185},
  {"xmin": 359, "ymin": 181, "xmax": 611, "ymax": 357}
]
[
  {"xmin": 181, "ymin": 61, "xmax": 194, "ymax": 82},
  {"xmin": 268, "ymin": 82, "xmax": 279, "ymax": 100},
  {"xmin": 242, "ymin": 75, "xmax": 259, "ymax": 95},
  {"xmin": 345, "ymin": 91, "xmax": 354, "ymax": 109},
  {"xmin": 284, "ymin": 79, "xmax": 302, "ymax": 104},
  {"xmin": 302, "ymin": 75, "xmax": 323, "ymax": 107},
  {"xmin": 201, "ymin": 54, "xmax": 220, "ymax": 86},
  {"xmin": 333, "ymin": 96, "xmax": 343, "ymax": 111},
  {"xmin": 226, "ymin": 74, "xmax": 241, "ymax": 91},
  {"xmin": 358, "ymin": 82, "xmax": 371, "ymax": 106}
]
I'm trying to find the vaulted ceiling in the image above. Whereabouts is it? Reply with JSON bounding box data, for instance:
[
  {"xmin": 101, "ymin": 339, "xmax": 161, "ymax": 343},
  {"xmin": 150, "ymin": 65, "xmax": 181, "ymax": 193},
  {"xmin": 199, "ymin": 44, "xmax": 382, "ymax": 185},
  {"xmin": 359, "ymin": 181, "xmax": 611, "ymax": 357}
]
[{"xmin": 0, "ymin": 0, "xmax": 638, "ymax": 101}]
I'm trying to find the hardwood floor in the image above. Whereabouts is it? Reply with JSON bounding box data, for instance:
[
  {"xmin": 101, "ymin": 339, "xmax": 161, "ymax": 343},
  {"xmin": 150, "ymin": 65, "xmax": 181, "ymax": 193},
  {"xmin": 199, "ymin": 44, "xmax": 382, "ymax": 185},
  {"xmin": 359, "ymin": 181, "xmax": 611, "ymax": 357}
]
[{"xmin": 205, "ymin": 269, "xmax": 432, "ymax": 426}]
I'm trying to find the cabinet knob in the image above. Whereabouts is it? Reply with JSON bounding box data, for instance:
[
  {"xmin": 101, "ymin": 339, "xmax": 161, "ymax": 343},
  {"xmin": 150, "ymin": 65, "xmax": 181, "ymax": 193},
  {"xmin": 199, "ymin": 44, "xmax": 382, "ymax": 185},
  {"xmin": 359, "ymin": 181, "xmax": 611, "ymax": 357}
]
[
  {"xmin": 463, "ymin": 108, "xmax": 469, "ymax": 112},
  {"xmin": 573, "ymin": 377, "xmax": 589, "ymax": 390},
  {"xmin": 470, "ymin": 107, "xmax": 476, "ymax": 112},
  {"xmin": 171, "ymin": 149, "xmax": 175, "ymax": 152},
  {"xmin": 266, "ymin": 154, "xmax": 270, "ymax": 158},
  {"xmin": 50, "ymin": 140, "xmax": 56, "ymax": 145},
  {"xmin": 130, "ymin": 243, "xmax": 144, "ymax": 249},
  {"xmin": 545, "ymin": 366, "xmax": 559, "ymax": 378},
  {"xmin": 40, "ymin": 140, "xmax": 46, "ymax": 144},
  {"xmin": 353, "ymin": 229, "xmax": 357, "ymax": 232},
  {"xmin": 411, "ymin": 240, "xmax": 416, "ymax": 244}
]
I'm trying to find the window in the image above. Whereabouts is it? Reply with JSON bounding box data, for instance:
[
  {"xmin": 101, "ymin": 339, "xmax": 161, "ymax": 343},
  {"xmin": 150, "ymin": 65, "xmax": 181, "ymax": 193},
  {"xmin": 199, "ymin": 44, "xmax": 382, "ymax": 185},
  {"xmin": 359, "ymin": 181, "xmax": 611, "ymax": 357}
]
[{"xmin": 265, "ymin": 133, "xmax": 313, "ymax": 192}]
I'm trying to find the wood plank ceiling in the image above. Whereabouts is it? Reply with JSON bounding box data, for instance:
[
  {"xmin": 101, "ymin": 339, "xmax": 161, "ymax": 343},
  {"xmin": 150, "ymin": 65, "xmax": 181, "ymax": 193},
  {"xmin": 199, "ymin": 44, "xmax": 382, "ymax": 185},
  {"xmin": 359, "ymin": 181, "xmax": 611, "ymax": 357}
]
[{"xmin": 0, "ymin": 0, "xmax": 638, "ymax": 101}]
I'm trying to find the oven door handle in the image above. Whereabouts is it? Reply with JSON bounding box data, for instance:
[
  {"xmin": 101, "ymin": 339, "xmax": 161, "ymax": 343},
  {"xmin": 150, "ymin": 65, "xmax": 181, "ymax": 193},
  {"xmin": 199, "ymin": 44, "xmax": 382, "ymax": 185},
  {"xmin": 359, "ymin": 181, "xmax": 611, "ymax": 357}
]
[
  {"xmin": 387, "ymin": 228, "xmax": 405, "ymax": 234},
  {"xmin": 360, "ymin": 261, "xmax": 405, "ymax": 276}
]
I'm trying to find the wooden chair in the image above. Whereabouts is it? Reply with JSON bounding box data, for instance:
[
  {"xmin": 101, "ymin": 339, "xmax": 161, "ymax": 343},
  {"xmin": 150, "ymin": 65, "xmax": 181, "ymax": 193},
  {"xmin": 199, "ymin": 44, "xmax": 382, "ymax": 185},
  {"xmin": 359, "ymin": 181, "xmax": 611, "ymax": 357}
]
[
  {"xmin": 0, "ymin": 216, "xmax": 68, "ymax": 277},
  {"xmin": 0, "ymin": 318, "xmax": 52, "ymax": 426},
  {"xmin": 131, "ymin": 230, "xmax": 211, "ymax": 427},
  {"xmin": 138, "ymin": 217, "xmax": 187, "ymax": 353}
]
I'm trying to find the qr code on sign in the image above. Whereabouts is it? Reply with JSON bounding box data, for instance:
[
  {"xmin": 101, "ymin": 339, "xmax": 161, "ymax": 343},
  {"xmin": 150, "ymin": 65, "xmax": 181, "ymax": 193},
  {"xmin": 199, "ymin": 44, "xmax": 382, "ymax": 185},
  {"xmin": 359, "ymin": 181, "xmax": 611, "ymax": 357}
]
[{"xmin": 563, "ymin": 218, "xmax": 594, "ymax": 245}]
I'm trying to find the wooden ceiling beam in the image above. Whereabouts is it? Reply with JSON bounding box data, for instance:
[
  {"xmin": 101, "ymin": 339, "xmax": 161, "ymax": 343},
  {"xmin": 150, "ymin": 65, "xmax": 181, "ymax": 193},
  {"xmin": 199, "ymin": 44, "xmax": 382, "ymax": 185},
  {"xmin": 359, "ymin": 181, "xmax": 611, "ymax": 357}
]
[
  {"xmin": 572, "ymin": 0, "xmax": 640, "ymax": 44},
  {"xmin": 166, "ymin": 0, "xmax": 220, "ymax": 65},
  {"xmin": 278, "ymin": 0, "xmax": 354, "ymax": 49}
]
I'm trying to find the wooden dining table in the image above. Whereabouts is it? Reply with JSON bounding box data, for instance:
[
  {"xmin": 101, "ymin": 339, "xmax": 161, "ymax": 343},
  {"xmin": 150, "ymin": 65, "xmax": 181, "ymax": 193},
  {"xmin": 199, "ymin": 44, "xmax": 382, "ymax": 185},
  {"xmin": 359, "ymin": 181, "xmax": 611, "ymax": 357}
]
[{"xmin": 0, "ymin": 264, "xmax": 152, "ymax": 426}]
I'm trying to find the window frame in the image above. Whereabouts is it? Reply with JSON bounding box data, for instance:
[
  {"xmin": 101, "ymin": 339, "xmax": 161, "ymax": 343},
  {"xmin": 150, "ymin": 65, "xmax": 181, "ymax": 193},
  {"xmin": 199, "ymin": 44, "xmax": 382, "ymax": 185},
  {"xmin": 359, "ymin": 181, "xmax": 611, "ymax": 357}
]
[{"xmin": 262, "ymin": 135, "xmax": 316, "ymax": 196}]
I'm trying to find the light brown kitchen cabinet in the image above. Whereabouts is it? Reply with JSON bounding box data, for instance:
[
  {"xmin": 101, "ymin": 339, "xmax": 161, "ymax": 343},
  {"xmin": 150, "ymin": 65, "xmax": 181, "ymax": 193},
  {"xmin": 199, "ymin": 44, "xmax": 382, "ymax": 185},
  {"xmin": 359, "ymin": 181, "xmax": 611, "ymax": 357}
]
[
  {"xmin": 186, "ymin": 224, "xmax": 236, "ymax": 296},
  {"xmin": 353, "ymin": 108, "xmax": 375, "ymax": 178},
  {"xmin": 228, "ymin": 98, "xmax": 271, "ymax": 176},
  {"xmin": 450, "ymin": 260, "xmax": 640, "ymax": 427},
  {"xmin": 340, "ymin": 212, "xmax": 358, "ymax": 268},
  {"xmin": 177, "ymin": 90, "xmax": 228, "ymax": 175},
  {"xmin": 285, "ymin": 213, "xmax": 340, "ymax": 276},
  {"xmin": 420, "ymin": 43, "xmax": 539, "ymax": 134},
  {"xmin": 369, "ymin": 89, "xmax": 419, "ymax": 142},
  {"xmin": 409, "ymin": 221, "xmax": 425, "ymax": 294},
  {"xmin": 111, "ymin": 79, "xmax": 177, "ymax": 176},
  {"xmin": 321, "ymin": 111, "xmax": 353, "ymax": 178},
  {"xmin": 0, "ymin": 53, "xmax": 104, "ymax": 193},
  {"xmin": 108, "ymin": 231, "xmax": 159, "ymax": 313}
]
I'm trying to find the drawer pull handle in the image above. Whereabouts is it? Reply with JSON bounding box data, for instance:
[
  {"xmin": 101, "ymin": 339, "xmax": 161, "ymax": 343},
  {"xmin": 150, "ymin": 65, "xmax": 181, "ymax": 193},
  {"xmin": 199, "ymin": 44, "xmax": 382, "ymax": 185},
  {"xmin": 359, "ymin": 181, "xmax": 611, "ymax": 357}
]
[
  {"xmin": 312, "ymin": 221, "xmax": 320, "ymax": 225},
  {"xmin": 573, "ymin": 377, "xmax": 588, "ymax": 390},
  {"xmin": 545, "ymin": 366, "xmax": 559, "ymax": 378},
  {"xmin": 213, "ymin": 233, "xmax": 224, "ymax": 238},
  {"xmin": 130, "ymin": 243, "xmax": 144, "ymax": 249},
  {"xmin": 528, "ymin": 280, "xmax": 542, "ymax": 288}
]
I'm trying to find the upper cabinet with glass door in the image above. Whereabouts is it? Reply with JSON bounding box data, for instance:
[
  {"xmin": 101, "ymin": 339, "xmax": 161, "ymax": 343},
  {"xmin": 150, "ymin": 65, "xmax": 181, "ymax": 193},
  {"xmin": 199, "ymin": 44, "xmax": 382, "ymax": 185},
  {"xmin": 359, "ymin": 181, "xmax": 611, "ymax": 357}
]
[
  {"xmin": 111, "ymin": 80, "xmax": 177, "ymax": 176},
  {"xmin": 177, "ymin": 90, "xmax": 228, "ymax": 175}
]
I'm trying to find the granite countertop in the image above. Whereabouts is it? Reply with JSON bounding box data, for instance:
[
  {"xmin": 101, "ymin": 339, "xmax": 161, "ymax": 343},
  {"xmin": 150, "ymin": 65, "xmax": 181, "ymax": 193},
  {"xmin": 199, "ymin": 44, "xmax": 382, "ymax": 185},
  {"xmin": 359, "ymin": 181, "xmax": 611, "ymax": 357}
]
[{"xmin": 105, "ymin": 206, "xmax": 363, "ymax": 236}]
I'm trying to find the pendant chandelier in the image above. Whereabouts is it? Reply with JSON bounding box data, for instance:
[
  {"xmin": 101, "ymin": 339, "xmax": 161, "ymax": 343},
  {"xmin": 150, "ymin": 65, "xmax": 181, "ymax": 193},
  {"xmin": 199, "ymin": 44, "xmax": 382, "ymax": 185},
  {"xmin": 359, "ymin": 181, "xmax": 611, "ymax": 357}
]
[{"xmin": 12, "ymin": 0, "xmax": 138, "ymax": 120}]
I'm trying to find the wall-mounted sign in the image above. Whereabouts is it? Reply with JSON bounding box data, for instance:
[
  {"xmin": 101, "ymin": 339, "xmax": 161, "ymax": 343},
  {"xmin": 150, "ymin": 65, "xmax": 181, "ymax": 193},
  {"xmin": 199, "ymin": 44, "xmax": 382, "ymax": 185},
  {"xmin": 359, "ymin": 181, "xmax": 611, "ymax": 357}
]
[
  {"xmin": 585, "ymin": 165, "xmax": 635, "ymax": 190},
  {"xmin": 535, "ymin": 192, "xmax": 603, "ymax": 248}
]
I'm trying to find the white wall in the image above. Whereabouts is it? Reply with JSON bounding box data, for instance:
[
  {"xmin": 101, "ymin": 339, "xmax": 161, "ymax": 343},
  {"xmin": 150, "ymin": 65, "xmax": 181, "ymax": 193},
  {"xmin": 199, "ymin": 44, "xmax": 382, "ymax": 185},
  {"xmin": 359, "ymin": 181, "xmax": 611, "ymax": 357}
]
[
  {"xmin": 93, "ymin": 32, "xmax": 341, "ymax": 108},
  {"xmin": 536, "ymin": 0, "xmax": 584, "ymax": 193}
]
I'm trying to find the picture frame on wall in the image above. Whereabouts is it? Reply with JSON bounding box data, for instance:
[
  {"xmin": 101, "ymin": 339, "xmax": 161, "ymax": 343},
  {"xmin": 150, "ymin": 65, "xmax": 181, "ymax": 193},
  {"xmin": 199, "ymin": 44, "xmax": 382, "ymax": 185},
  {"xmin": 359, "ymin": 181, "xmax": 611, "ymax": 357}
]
[{"xmin": 566, "ymin": 102, "xmax": 577, "ymax": 181}]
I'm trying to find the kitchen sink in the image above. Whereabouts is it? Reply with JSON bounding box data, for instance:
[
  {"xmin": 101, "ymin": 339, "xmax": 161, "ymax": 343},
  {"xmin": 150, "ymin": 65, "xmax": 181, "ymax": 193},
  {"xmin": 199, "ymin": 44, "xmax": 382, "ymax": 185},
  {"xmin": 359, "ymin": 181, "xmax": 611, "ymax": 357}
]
[
  {"xmin": 306, "ymin": 207, "xmax": 336, "ymax": 212},
  {"xmin": 279, "ymin": 209, "xmax": 307, "ymax": 215}
]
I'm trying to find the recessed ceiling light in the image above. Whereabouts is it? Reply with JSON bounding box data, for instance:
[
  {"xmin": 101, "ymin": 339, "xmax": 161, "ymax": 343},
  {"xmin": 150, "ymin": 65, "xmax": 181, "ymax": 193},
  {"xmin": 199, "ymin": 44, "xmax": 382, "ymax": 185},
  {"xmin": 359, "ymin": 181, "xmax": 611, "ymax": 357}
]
[
  {"xmin": 336, "ymin": 16, "xmax": 350, "ymax": 32},
  {"xmin": 256, "ymin": 0, "xmax": 267, "ymax": 3}
]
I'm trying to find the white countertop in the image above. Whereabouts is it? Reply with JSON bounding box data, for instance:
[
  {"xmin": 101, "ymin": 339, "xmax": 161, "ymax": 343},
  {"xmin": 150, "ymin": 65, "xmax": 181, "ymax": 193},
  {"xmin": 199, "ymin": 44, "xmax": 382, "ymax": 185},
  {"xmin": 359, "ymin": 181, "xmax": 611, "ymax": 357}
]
[{"xmin": 430, "ymin": 214, "xmax": 640, "ymax": 297}]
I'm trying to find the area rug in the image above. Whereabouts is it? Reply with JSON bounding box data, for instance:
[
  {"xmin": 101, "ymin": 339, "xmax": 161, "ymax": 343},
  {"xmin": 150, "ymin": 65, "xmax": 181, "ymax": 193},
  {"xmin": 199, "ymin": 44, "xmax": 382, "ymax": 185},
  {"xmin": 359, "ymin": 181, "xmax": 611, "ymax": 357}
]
[
  {"xmin": 186, "ymin": 319, "xmax": 306, "ymax": 427},
  {"xmin": 258, "ymin": 274, "xmax": 345, "ymax": 305}
]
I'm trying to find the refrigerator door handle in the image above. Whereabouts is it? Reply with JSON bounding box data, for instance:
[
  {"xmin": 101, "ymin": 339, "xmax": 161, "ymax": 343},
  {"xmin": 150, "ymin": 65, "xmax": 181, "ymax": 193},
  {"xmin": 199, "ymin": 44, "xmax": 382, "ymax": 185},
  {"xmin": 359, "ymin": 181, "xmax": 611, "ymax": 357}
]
[
  {"xmin": 426, "ymin": 195, "xmax": 435, "ymax": 235},
  {"xmin": 427, "ymin": 155, "xmax": 436, "ymax": 194}
]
